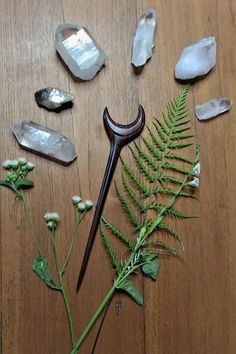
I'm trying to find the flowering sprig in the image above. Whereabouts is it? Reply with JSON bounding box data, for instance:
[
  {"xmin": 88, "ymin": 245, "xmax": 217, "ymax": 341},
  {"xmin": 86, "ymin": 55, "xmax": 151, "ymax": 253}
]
[{"xmin": 0, "ymin": 157, "xmax": 34, "ymax": 194}]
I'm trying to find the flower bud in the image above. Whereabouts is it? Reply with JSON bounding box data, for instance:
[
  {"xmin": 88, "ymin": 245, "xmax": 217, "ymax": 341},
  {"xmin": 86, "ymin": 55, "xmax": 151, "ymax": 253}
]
[
  {"xmin": 72, "ymin": 195, "xmax": 82, "ymax": 205},
  {"xmin": 44, "ymin": 212, "xmax": 60, "ymax": 223},
  {"xmin": 26, "ymin": 162, "xmax": 34, "ymax": 170},
  {"xmin": 10, "ymin": 160, "xmax": 19, "ymax": 169},
  {"xmin": 47, "ymin": 221, "xmax": 56, "ymax": 230},
  {"xmin": 192, "ymin": 162, "xmax": 200, "ymax": 177},
  {"xmin": 84, "ymin": 200, "xmax": 93, "ymax": 210},
  {"xmin": 17, "ymin": 157, "xmax": 27, "ymax": 165},
  {"xmin": 2, "ymin": 160, "xmax": 12, "ymax": 169},
  {"xmin": 77, "ymin": 202, "xmax": 86, "ymax": 212},
  {"xmin": 188, "ymin": 177, "xmax": 200, "ymax": 188}
]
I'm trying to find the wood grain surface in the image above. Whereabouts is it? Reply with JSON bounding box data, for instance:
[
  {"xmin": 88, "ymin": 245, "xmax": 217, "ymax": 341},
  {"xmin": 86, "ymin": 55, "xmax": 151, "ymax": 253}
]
[{"xmin": 0, "ymin": 1, "xmax": 236, "ymax": 353}]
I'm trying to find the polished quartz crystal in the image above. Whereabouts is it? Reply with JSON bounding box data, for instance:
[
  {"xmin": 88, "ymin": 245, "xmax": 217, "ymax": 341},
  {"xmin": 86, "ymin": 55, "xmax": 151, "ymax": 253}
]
[
  {"xmin": 131, "ymin": 9, "xmax": 157, "ymax": 71},
  {"xmin": 55, "ymin": 23, "xmax": 107, "ymax": 81},
  {"xmin": 195, "ymin": 97, "xmax": 232, "ymax": 120},
  {"xmin": 35, "ymin": 87, "xmax": 75, "ymax": 112},
  {"xmin": 175, "ymin": 36, "xmax": 216, "ymax": 81},
  {"xmin": 12, "ymin": 121, "xmax": 77, "ymax": 165}
]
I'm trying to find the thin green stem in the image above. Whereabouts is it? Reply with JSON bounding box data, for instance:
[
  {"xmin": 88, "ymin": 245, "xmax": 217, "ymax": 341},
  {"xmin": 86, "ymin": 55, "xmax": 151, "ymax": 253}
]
[
  {"xmin": 50, "ymin": 228, "xmax": 76, "ymax": 353},
  {"xmin": 72, "ymin": 285, "xmax": 116, "ymax": 353},
  {"xmin": 20, "ymin": 191, "xmax": 43, "ymax": 256},
  {"xmin": 61, "ymin": 211, "xmax": 86, "ymax": 276}
]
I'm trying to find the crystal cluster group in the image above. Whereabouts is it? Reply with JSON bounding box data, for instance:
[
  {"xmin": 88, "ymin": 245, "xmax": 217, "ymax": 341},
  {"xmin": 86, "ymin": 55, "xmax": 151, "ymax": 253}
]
[{"xmin": 12, "ymin": 9, "xmax": 232, "ymax": 165}]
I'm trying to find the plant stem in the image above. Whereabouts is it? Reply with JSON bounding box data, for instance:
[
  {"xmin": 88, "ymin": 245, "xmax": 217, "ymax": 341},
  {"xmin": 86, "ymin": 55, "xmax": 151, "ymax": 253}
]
[
  {"xmin": 61, "ymin": 211, "xmax": 86, "ymax": 276},
  {"xmin": 71, "ymin": 285, "xmax": 116, "ymax": 353},
  {"xmin": 50, "ymin": 228, "xmax": 76, "ymax": 353},
  {"xmin": 20, "ymin": 190, "xmax": 43, "ymax": 256}
]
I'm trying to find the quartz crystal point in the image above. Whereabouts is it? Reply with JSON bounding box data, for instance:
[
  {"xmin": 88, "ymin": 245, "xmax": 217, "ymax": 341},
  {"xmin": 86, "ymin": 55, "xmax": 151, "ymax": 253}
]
[
  {"xmin": 195, "ymin": 97, "xmax": 232, "ymax": 121},
  {"xmin": 12, "ymin": 121, "xmax": 77, "ymax": 165},
  {"xmin": 131, "ymin": 9, "xmax": 157, "ymax": 71},
  {"xmin": 175, "ymin": 36, "xmax": 216, "ymax": 81},
  {"xmin": 55, "ymin": 23, "xmax": 107, "ymax": 81},
  {"xmin": 35, "ymin": 87, "xmax": 75, "ymax": 112}
]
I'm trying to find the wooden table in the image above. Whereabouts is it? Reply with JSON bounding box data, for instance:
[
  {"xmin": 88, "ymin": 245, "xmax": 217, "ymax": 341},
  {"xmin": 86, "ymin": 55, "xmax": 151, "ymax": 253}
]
[{"xmin": 0, "ymin": 1, "xmax": 235, "ymax": 353}]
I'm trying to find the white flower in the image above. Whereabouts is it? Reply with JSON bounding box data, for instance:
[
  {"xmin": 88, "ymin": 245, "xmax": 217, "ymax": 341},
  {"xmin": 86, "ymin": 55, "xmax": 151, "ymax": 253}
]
[
  {"xmin": 72, "ymin": 195, "xmax": 82, "ymax": 205},
  {"xmin": 47, "ymin": 221, "xmax": 55, "ymax": 230},
  {"xmin": 2, "ymin": 160, "xmax": 12, "ymax": 169},
  {"xmin": 44, "ymin": 212, "xmax": 60, "ymax": 222},
  {"xmin": 10, "ymin": 160, "xmax": 19, "ymax": 169},
  {"xmin": 18, "ymin": 157, "xmax": 27, "ymax": 165},
  {"xmin": 85, "ymin": 200, "xmax": 93, "ymax": 210},
  {"xmin": 77, "ymin": 202, "xmax": 86, "ymax": 212},
  {"xmin": 192, "ymin": 162, "xmax": 200, "ymax": 177},
  {"xmin": 188, "ymin": 177, "xmax": 200, "ymax": 188},
  {"xmin": 26, "ymin": 162, "xmax": 34, "ymax": 170}
]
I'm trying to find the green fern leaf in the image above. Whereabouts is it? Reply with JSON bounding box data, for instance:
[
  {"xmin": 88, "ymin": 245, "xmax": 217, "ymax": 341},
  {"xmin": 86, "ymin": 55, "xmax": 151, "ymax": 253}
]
[
  {"xmin": 129, "ymin": 146, "xmax": 156, "ymax": 182},
  {"xmin": 101, "ymin": 217, "xmax": 134, "ymax": 250},
  {"xmin": 122, "ymin": 162, "xmax": 150, "ymax": 196},
  {"xmin": 147, "ymin": 126, "xmax": 165, "ymax": 151},
  {"xmin": 165, "ymin": 151, "xmax": 193, "ymax": 165},
  {"xmin": 162, "ymin": 112, "xmax": 172, "ymax": 129},
  {"xmin": 160, "ymin": 175, "xmax": 185, "ymax": 185},
  {"xmin": 154, "ymin": 118, "xmax": 170, "ymax": 136},
  {"xmin": 141, "ymin": 136, "xmax": 162, "ymax": 160},
  {"xmin": 99, "ymin": 223, "xmax": 121, "ymax": 272},
  {"xmin": 133, "ymin": 141, "xmax": 159, "ymax": 171},
  {"xmin": 149, "ymin": 203, "xmax": 196, "ymax": 219},
  {"xmin": 114, "ymin": 181, "xmax": 142, "ymax": 229},
  {"xmin": 152, "ymin": 121, "xmax": 169, "ymax": 144},
  {"xmin": 157, "ymin": 223, "xmax": 184, "ymax": 250},
  {"xmin": 174, "ymin": 119, "xmax": 191, "ymax": 127},
  {"xmin": 122, "ymin": 171, "xmax": 146, "ymax": 213},
  {"xmin": 161, "ymin": 162, "xmax": 189, "ymax": 174},
  {"xmin": 172, "ymin": 125, "xmax": 191, "ymax": 133},
  {"xmin": 168, "ymin": 142, "xmax": 193, "ymax": 149},
  {"xmin": 170, "ymin": 133, "xmax": 194, "ymax": 141},
  {"xmin": 151, "ymin": 186, "xmax": 196, "ymax": 199}
]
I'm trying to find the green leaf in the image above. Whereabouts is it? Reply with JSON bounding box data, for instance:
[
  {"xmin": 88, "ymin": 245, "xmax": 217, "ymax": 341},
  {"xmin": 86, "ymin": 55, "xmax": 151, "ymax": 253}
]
[
  {"xmin": 0, "ymin": 180, "xmax": 16, "ymax": 192},
  {"xmin": 15, "ymin": 178, "xmax": 34, "ymax": 189},
  {"xmin": 32, "ymin": 256, "xmax": 60, "ymax": 290},
  {"xmin": 101, "ymin": 217, "xmax": 134, "ymax": 250},
  {"xmin": 142, "ymin": 254, "xmax": 160, "ymax": 280},
  {"xmin": 116, "ymin": 278, "xmax": 143, "ymax": 305}
]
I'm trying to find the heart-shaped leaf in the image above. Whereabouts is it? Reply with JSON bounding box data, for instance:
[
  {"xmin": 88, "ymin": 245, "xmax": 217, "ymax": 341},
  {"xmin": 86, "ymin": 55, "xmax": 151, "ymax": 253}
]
[
  {"xmin": 116, "ymin": 278, "xmax": 143, "ymax": 305},
  {"xmin": 142, "ymin": 253, "xmax": 160, "ymax": 280},
  {"xmin": 32, "ymin": 256, "xmax": 60, "ymax": 290}
]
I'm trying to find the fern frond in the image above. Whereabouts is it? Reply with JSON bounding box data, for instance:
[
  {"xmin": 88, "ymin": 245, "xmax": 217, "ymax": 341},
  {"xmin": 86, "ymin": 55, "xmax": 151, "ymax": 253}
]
[
  {"xmin": 158, "ymin": 223, "xmax": 184, "ymax": 250},
  {"xmin": 147, "ymin": 126, "xmax": 165, "ymax": 151},
  {"xmin": 162, "ymin": 112, "xmax": 172, "ymax": 129},
  {"xmin": 168, "ymin": 142, "xmax": 193, "ymax": 149},
  {"xmin": 152, "ymin": 121, "xmax": 169, "ymax": 144},
  {"xmin": 161, "ymin": 162, "xmax": 189, "ymax": 175},
  {"xmin": 101, "ymin": 217, "xmax": 134, "ymax": 250},
  {"xmin": 129, "ymin": 146, "xmax": 156, "ymax": 182},
  {"xmin": 160, "ymin": 175, "xmax": 185, "ymax": 185},
  {"xmin": 170, "ymin": 133, "xmax": 194, "ymax": 140},
  {"xmin": 154, "ymin": 118, "xmax": 170, "ymax": 136},
  {"xmin": 122, "ymin": 162, "xmax": 150, "ymax": 196},
  {"xmin": 114, "ymin": 181, "xmax": 142, "ymax": 229},
  {"xmin": 133, "ymin": 141, "xmax": 159, "ymax": 171},
  {"xmin": 151, "ymin": 186, "xmax": 196, "ymax": 198},
  {"xmin": 173, "ymin": 125, "xmax": 191, "ymax": 133},
  {"xmin": 149, "ymin": 204, "xmax": 196, "ymax": 219},
  {"xmin": 99, "ymin": 223, "xmax": 121, "ymax": 272},
  {"xmin": 165, "ymin": 151, "xmax": 193, "ymax": 165},
  {"xmin": 141, "ymin": 136, "xmax": 162, "ymax": 160},
  {"xmin": 122, "ymin": 171, "xmax": 146, "ymax": 213},
  {"xmin": 174, "ymin": 119, "xmax": 191, "ymax": 127}
]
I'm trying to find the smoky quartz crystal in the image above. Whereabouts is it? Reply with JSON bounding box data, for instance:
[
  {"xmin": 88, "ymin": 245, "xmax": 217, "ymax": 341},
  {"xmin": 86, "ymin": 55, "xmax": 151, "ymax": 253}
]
[{"xmin": 35, "ymin": 87, "xmax": 75, "ymax": 112}]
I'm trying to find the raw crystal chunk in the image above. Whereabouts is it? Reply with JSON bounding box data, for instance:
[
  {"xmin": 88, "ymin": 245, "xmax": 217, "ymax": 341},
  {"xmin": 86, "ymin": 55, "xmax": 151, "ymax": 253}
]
[
  {"xmin": 12, "ymin": 121, "xmax": 77, "ymax": 165},
  {"xmin": 195, "ymin": 97, "xmax": 232, "ymax": 120},
  {"xmin": 175, "ymin": 36, "xmax": 216, "ymax": 81},
  {"xmin": 131, "ymin": 9, "xmax": 157, "ymax": 71},
  {"xmin": 55, "ymin": 23, "xmax": 107, "ymax": 81},
  {"xmin": 35, "ymin": 87, "xmax": 75, "ymax": 112}
]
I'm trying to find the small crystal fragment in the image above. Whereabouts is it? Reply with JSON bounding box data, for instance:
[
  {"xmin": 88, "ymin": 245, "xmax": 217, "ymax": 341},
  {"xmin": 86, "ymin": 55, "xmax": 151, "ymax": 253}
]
[
  {"xmin": 12, "ymin": 121, "xmax": 77, "ymax": 165},
  {"xmin": 35, "ymin": 87, "xmax": 75, "ymax": 112},
  {"xmin": 55, "ymin": 23, "xmax": 107, "ymax": 81},
  {"xmin": 175, "ymin": 36, "xmax": 216, "ymax": 81},
  {"xmin": 131, "ymin": 9, "xmax": 157, "ymax": 71},
  {"xmin": 195, "ymin": 97, "xmax": 232, "ymax": 120}
]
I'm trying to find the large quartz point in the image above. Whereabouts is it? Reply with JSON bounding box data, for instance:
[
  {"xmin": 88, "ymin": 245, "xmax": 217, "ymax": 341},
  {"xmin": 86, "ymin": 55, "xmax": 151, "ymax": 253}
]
[
  {"xmin": 55, "ymin": 23, "xmax": 107, "ymax": 81},
  {"xmin": 175, "ymin": 36, "xmax": 216, "ymax": 81},
  {"xmin": 195, "ymin": 97, "xmax": 232, "ymax": 121},
  {"xmin": 131, "ymin": 9, "xmax": 157, "ymax": 71},
  {"xmin": 12, "ymin": 121, "xmax": 77, "ymax": 165},
  {"xmin": 35, "ymin": 87, "xmax": 75, "ymax": 112}
]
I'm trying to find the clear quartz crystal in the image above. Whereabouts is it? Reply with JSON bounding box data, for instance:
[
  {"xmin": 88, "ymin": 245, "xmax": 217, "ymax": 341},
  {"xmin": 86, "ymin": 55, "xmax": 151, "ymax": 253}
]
[
  {"xmin": 131, "ymin": 9, "xmax": 157, "ymax": 69},
  {"xmin": 12, "ymin": 121, "xmax": 77, "ymax": 165},
  {"xmin": 55, "ymin": 24, "xmax": 107, "ymax": 81},
  {"xmin": 195, "ymin": 98, "xmax": 232, "ymax": 120},
  {"xmin": 175, "ymin": 36, "xmax": 216, "ymax": 81}
]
